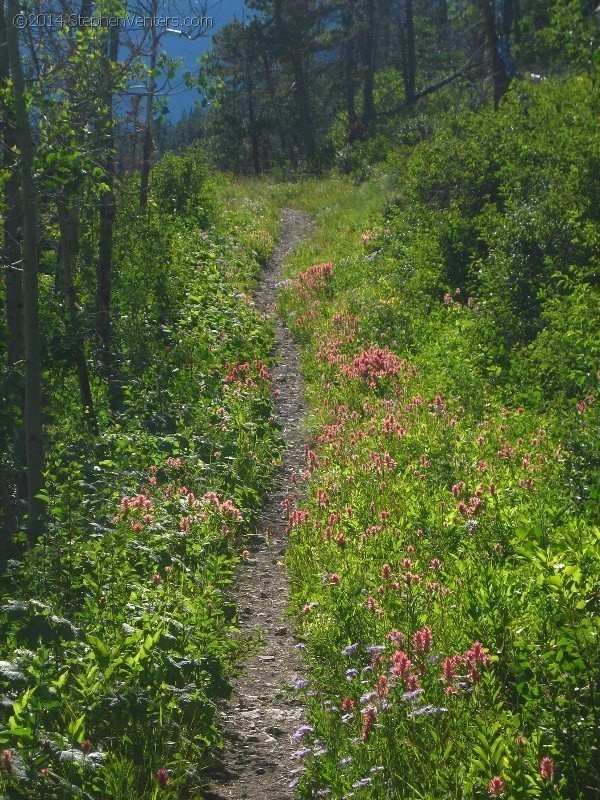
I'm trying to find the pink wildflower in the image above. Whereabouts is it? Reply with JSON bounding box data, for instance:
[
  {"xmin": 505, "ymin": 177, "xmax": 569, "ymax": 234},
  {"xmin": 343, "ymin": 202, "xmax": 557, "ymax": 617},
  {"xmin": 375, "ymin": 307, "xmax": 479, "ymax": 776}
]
[
  {"xmin": 488, "ymin": 776, "xmax": 505, "ymax": 797},
  {"xmin": 441, "ymin": 657, "xmax": 456, "ymax": 683},
  {"xmin": 540, "ymin": 757, "xmax": 555, "ymax": 781},
  {"xmin": 465, "ymin": 641, "xmax": 488, "ymax": 667},
  {"xmin": 156, "ymin": 769, "xmax": 169, "ymax": 788},
  {"xmin": 2, "ymin": 749, "xmax": 13, "ymax": 774},
  {"xmin": 391, "ymin": 650, "xmax": 412, "ymax": 680},
  {"xmin": 412, "ymin": 626, "xmax": 433, "ymax": 655},
  {"xmin": 376, "ymin": 675, "xmax": 389, "ymax": 699},
  {"xmin": 387, "ymin": 629, "xmax": 405, "ymax": 647},
  {"xmin": 361, "ymin": 707, "xmax": 377, "ymax": 741},
  {"xmin": 366, "ymin": 596, "xmax": 378, "ymax": 611},
  {"xmin": 341, "ymin": 697, "xmax": 355, "ymax": 713}
]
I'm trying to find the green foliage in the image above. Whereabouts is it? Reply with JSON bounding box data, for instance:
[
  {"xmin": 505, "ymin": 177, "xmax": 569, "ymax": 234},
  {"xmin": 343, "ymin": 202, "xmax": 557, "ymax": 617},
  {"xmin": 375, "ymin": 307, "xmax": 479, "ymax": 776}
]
[
  {"xmin": 149, "ymin": 144, "xmax": 218, "ymax": 226},
  {"xmin": 376, "ymin": 76, "xmax": 599, "ymax": 404},
  {"xmin": 519, "ymin": 0, "xmax": 600, "ymax": 71},
  {"xmin": 0, "ymin": 171, "xmax": 281, "ymax": 798},
  {"xmin": 269, "ymin": 73, "xmax": 598, "ymax": 799}
]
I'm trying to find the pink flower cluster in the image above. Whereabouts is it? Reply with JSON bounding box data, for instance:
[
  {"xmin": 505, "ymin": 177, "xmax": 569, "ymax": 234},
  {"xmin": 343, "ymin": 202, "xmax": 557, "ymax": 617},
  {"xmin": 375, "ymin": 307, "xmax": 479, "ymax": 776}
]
[
  {"xmin": 201, "ymin": 491, "xmax": 243, "ymax": 521},
  {"xmin": 342, "ymin": 346, "xmax": 406, "ymax": 386},
  {"xmin": 223, "ymin": 359, "xmax": 272, "ymax": 389},
  {"xmin": 488, "ymin": 776, "xmax": 505, "ymax": 796},
  {"xmin": 540, "ymin": 756, "xmax": 555, "ymax": 780},
  {"xmin": 119, "ymin": 493, "xmax": 154, "ymax": 516},
  {"xmin": 296, "ymin": 261, "xmax": 333, "ymax": 293},
  {"xmin": 116, "ymin": 492, "xmax": 155, "ymax": 531},
  {"xmin": 288, "ymin": 508, "xmax": 310, "ymax": 529}
]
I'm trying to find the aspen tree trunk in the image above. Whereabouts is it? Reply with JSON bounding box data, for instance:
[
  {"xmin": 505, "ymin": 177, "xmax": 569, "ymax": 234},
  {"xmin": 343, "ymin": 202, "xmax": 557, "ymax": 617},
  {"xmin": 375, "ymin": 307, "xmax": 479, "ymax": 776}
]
[
  {"xmin": 0, "ymin": 1, "xmax": 23, "ymax": 367},
  {"xmin": 6, "ymin": 0, "xmax": 45, "ymax": 541},
  {"xmin": 139, "ymin": 1, "xmax": 158, "ymax": 212},
  {"xmin": 57, "ymin": 200, "xmax": 99, "ymax": 434},
  {"xmin": 96, "ymin": 22, "xmax": 120, "ymax": 407}
]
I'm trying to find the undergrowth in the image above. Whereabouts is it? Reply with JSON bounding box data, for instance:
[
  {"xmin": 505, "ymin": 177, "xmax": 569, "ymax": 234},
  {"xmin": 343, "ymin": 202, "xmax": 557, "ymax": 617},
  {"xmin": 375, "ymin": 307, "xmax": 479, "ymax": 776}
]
[
  {"xmin": 0, "ymin": 160, "xmax": 282, "ymax": 798},
  {"xmin": 275, "ymin": 76, "xmax": 599, "ymax": 800}
]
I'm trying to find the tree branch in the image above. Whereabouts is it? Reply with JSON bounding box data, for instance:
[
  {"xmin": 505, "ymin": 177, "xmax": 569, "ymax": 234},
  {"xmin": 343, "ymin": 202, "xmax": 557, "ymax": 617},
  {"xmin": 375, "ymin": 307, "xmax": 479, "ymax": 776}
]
[{"xmin": 379, "ymin": 46, "xmax": 487, "ymax": 118}]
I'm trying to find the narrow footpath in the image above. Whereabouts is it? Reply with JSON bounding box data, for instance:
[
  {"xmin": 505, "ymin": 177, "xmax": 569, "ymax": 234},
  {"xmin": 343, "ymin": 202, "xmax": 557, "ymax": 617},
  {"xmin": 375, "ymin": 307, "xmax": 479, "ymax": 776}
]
[{"xmin": 203, "ymin": 209, "xmax": 314, "ymax": 800}]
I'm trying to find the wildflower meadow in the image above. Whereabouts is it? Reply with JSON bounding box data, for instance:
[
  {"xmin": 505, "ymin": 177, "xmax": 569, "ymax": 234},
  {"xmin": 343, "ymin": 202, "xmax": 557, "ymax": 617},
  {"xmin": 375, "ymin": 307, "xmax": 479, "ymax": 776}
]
[{"xmin": 276, "ymin": 76, "xmax": 598, "ymax": 800}]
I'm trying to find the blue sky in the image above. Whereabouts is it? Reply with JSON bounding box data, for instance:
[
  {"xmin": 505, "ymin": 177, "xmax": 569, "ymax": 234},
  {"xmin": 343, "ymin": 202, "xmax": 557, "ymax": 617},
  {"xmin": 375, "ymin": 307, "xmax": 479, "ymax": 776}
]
[{"xmin": 152, "ymin": 0, "xmax": 248, "ymax": 119}]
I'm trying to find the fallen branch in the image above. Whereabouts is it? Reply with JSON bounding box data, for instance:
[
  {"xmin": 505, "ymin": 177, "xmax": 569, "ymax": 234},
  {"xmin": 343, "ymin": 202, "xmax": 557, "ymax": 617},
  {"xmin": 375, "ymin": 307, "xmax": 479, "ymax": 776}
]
[{"xmin": 380, "ymin": 47, "xmax": 487, "ymax": 118}]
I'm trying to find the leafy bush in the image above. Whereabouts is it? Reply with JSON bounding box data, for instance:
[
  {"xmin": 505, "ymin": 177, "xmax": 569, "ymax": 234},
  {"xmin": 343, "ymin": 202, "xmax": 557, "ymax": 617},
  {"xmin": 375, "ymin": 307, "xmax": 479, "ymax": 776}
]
[{"xmin": 150, "ymin": 143, "xmax": 219, "ymax": 226}]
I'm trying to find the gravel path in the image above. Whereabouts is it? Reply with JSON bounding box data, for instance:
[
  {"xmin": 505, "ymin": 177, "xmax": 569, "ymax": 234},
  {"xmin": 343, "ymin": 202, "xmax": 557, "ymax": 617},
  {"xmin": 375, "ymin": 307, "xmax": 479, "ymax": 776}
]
[{"xmin": 202, "ymin": 209, "xmax": 313, "ymax": 800}]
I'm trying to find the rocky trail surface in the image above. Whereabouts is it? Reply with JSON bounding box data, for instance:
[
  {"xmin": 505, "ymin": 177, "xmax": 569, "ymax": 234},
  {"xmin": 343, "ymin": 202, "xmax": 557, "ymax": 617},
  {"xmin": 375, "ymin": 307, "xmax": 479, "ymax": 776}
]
[{"xmin": 203, "ymin": 209, "xmax": 313, "ymax": 800}]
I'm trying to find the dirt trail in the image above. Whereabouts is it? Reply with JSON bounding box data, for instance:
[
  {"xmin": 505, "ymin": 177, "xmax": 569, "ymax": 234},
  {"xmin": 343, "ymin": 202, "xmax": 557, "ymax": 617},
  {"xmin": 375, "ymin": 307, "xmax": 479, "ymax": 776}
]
[{"xmin": 202, "ymin": 209, "xmax": 313, "ymax": 800}]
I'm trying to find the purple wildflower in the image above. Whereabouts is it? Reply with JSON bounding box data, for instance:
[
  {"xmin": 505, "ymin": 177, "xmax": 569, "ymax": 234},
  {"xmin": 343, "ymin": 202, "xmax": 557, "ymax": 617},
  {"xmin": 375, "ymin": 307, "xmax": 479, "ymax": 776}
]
[
  {"xmin": 407, "ymin": 705, "xmax": 447, "ymax": 719},
  {"xmin": 402, "ymin": 688, "xmax": 424, "ymax": 702},
  {"xmin": 289, "ymin": 767, "xmax": 306, "ymax": 777},
  {"xmin": 292, "ymin": 747, "xmax": 311, "ymax": 760},
  {"xmin": 292, "ymin": 725, "xmax": 313, "ymax": 742},
  {"xmin": 342, "ymin": 643, "xmax": 359, "ymax": 656},
  {"xmin": 360, "ymin": 691, "xmax": 377, "ymax": 703}
]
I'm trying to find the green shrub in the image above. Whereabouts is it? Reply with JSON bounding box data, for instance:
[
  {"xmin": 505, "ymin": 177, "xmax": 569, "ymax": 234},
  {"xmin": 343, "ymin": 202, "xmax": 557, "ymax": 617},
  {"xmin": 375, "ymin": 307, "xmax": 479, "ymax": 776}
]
[{"xmin": 150, "ymin": 143, "xmax": 219, "ymax": 226}]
